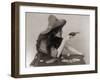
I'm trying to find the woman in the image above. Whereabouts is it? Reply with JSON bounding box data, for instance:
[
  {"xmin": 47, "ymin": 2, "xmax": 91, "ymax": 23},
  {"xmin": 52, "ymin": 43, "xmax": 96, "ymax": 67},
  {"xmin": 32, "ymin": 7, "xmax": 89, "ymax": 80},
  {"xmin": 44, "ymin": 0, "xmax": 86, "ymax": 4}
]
[{"xmin": 30, "ymin": 15, "xmax": 85, "ymax": 66}]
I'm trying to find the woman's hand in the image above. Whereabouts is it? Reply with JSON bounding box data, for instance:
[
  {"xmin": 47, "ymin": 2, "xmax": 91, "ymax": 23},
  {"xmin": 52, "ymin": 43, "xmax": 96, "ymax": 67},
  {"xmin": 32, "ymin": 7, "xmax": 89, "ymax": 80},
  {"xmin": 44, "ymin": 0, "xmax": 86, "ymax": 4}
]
[{"xmin": 51, "ymin": 47, "xmax": 58, "ymax": 58}]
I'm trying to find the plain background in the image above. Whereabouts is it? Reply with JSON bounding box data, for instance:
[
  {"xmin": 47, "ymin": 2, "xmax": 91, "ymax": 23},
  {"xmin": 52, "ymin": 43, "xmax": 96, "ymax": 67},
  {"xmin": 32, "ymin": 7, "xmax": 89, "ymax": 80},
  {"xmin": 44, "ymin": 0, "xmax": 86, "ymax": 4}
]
[
  {"xmin": 0, "ymin": 0, "xmax": 100, "ymax": 80},
  {"xmin": 26, "ymin": 13, "xmax": 90, "ymax": 67}
]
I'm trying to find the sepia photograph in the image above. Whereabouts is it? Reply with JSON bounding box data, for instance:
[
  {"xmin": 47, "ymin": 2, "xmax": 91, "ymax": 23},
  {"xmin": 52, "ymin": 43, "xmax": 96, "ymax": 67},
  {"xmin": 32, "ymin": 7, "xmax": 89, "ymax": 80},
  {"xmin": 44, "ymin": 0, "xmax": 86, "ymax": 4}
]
[{"xmin": 26, "ymin": 13, "xmax": 89, "ymax": 67}]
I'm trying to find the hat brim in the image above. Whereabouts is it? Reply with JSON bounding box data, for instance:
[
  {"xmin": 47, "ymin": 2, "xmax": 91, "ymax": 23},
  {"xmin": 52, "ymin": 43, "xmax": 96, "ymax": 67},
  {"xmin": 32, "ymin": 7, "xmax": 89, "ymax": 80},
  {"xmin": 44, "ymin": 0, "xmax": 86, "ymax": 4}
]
[{"xmin": 41, "ymin": 19, "xmax": 66, "ymax": 34}]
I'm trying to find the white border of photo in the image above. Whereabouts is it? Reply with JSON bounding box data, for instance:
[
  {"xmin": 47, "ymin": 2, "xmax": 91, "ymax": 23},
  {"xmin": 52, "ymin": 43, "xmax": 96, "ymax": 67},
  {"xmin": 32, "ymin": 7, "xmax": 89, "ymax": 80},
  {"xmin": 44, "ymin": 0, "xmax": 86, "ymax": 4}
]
[{"xmin": 19, "ymin": 5, "xmax": 95, "ymax": 75}]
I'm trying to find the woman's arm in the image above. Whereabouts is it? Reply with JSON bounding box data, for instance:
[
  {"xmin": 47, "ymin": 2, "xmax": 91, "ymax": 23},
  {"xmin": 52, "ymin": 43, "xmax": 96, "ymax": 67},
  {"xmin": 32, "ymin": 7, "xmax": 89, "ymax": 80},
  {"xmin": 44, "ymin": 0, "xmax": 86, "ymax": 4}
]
[
  {"xmin": 57, "ymin": 36, "xmax": 70, "ymax": 57},
  {"xmin": 57, "ymin": 32, "xmax": 81, "ymax": 57}
]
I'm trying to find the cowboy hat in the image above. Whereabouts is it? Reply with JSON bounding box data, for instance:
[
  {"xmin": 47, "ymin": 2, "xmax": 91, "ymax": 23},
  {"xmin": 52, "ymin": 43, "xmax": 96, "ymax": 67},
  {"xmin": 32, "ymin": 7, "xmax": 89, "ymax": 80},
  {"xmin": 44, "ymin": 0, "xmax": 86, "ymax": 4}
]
[{"xmin": 41, "ymin": 15, "xmax": 66, "ymax": 34}]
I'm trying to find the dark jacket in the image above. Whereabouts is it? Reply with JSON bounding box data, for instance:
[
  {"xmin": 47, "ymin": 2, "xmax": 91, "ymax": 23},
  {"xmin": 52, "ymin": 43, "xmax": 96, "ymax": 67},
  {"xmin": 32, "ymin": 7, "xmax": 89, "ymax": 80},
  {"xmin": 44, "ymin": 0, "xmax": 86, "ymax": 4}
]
[{"xmin": 30, "ymin": 32, "xmax": 63, "ymax": 66}]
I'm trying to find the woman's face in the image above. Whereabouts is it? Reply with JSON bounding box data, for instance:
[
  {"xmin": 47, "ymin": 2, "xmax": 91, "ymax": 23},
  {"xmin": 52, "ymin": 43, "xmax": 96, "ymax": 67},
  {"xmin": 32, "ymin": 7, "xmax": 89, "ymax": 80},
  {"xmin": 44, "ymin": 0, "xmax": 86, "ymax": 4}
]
[{"xmin": 55, "ymin": 28, "xmax": 62, "ymax": 38}]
